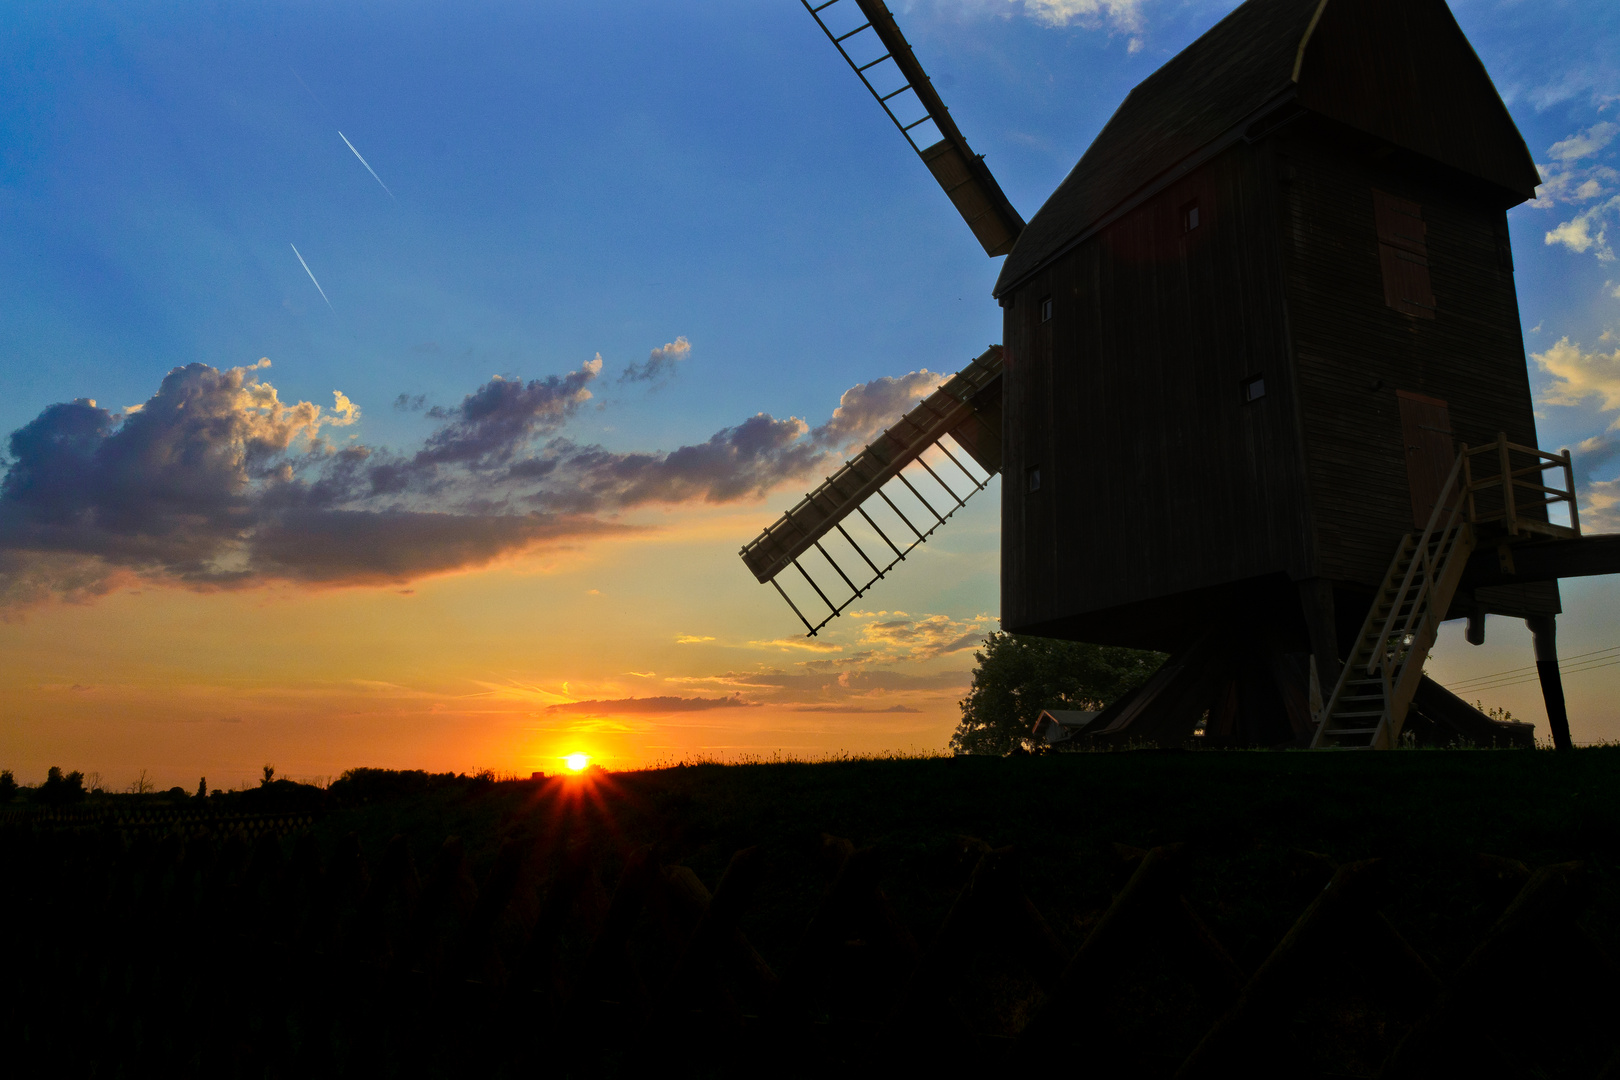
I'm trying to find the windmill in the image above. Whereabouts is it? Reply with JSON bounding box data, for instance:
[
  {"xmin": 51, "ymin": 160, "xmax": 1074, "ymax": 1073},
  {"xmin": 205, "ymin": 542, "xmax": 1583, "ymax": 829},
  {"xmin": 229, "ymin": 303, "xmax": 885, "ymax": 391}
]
[{"xmin": 742, "ymin": 0, "xmax": 1620, "ymax": 751}]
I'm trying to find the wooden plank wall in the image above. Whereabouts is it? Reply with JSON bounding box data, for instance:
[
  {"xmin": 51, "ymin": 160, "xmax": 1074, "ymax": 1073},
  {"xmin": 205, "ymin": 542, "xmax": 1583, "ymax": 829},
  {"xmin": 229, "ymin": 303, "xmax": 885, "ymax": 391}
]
[
  {"xmin": 1001, "ymin": 141, "xmax": 1313, "ymax": 645},
  {"xmin": 1277, "ymin": 119, "xmax": 1558, "ymax": 616}
]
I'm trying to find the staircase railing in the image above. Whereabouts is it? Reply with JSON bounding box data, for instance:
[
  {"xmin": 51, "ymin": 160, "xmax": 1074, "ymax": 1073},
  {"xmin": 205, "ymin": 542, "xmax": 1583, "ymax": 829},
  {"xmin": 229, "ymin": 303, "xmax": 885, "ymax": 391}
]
[{"xmin": 1312, "ymin": 434, "xmax": 1580, "ymax": 749}]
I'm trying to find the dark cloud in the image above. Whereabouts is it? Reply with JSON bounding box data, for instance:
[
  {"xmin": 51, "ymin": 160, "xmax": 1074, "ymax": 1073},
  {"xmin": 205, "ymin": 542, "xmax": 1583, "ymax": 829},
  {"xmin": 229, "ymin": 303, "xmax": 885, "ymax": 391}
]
[
  {"xmin": 546, "ymin": 695, "xmax": 755, "ymax": 715},
  {"xmin": 619, "ymin": 336, "xmax": 690, "ymax": 384},
  {"xmin": 0, "ymin": 360, "xmax": 611, "ymax": 608},
  {"xmin": 0, "ymin": 356, "xmax": 942, "ymax": 610},
  {"xmin": 247, "ymin": 509, "xmax": 621, "ymax": 585},
  {"xmin": 519, "ymin": 369, "xmax": 943, "ymax": 513},
  {"xmin": 394, "ymin": 393, "xmax": 427, "ymax": 412},
  {"xmin": 415, "ymin": 357, "xmax": 601, "ymax": 469}
]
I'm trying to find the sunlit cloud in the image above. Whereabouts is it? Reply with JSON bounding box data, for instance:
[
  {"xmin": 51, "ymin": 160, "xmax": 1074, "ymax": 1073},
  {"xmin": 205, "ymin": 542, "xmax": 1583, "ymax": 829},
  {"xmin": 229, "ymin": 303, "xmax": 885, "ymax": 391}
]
[
  {"xmin": 675, "ymin": 634, "xmax": 716, "ymax": 644},
  {"xmin": 1534, "ymin": 125, "xmax": 1619, "ymax": 260},
  {"xmin": 1532, "ymin": 336, "xmax": 1620, "ymax": 528}
]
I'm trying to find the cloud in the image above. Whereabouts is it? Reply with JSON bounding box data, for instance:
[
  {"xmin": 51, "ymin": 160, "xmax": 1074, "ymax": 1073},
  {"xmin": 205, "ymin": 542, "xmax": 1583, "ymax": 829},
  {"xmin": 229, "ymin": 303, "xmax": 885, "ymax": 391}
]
[
  {"xmin": 523, "ymin": 368, "xmax": 943, "ymax": 514},
  {"xmin": 1550, "ymin": 122, "xmax": 1619, "ymax": 163},
  {"xmin": 1532, "ymin": 337, "xmax": 1620, "ymax": 410},
  {"xmin": 1545, "ymin": 199, "xmax": 1618, "ymax": 260},
  {"xmin": 854, "ymin": 612, "xmax": 988, "ymax": 660},
  {"xmin": 0, "ymin": 359, "xmax": 613, "ymax": 607},
  {"xmin": 545, "ymin": 694, "xmax": 755, "ymax": 715},
  {"xmin": 620, "ymin": 336, "xmax": 691, "ymax": 384},
  {"xmin": 816, "ymin": 370, "xmax": 943, "ymax": 451},
  {"xmin": 246, "ymin": 509, "xmax": 618, "ymax": 585},
  {"xmin": 328, "ymin": 391, "xmax": 361, "ymax": 426},
  {"xmin": 1534, "ymin": 126, "xmax": 1619, "ymax": 259},
  {"xmin": 675, "ymin": 634, "xmax": 716, "ymax": 644},
  {"xmin": 1532, "ymin": 337, "xmax": 1620, "ymax": 527},
  {"xmin": 1, "ymin": 356, "xmax": 940, "ymax": 609},
  {"xmin": 675, "ymin": 666, "xmax": 971, "ymax": 707},
  {"xmin": 1011, "ymin": 0, "xmax": 1146, "ymax": 31},
  {"xmin": 791, "ymin": 703, "xmax": 921, "ymax": 713},
  {"xmin": 416, "ymin": 356, "xmax": 601, "ymax": 469}
]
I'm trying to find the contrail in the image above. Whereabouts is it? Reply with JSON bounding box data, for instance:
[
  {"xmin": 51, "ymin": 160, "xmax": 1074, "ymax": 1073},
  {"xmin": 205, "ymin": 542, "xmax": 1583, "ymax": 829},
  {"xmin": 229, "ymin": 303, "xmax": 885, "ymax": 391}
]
[
  {"xmin": 290, "ymin": 243, "xmax": 334, "ymax": 310},
  {"xmin": 339, "ymin": 131, "xmax": 395, "ymax": 200},
  {"xmin": 290, "ymin": 68, "xmax": 327, "ymax": 112}
]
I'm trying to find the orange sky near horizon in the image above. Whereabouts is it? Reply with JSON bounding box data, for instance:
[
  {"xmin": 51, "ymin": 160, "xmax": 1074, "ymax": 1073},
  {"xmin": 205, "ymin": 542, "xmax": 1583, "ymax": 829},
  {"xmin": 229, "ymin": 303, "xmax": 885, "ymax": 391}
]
[
  {"xmin": 1, "ymin": 493, "xmax": 1003, "ymax": 791},
  {"xmin": 8, "ymin": 480, "xmax": 1620, "ymax": 793}
]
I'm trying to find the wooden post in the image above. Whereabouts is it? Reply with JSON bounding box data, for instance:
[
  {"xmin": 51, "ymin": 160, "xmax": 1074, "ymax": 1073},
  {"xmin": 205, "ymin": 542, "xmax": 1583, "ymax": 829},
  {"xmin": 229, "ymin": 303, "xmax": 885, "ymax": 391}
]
[
  {"xmin": 1526, "ymin": 615, "xmax": 1573, "ymax": 751},
  {"xmin": 1562, "ymin": 448, "xmax": 1581, "ymax": 535}
]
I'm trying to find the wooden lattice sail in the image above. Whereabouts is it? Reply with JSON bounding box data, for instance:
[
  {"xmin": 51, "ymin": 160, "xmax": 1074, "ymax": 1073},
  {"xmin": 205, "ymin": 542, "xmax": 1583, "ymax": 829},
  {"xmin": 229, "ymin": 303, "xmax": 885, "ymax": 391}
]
[{"xmin": 740, "ymin": 347, "xmax": 1002, "ymax": 635}]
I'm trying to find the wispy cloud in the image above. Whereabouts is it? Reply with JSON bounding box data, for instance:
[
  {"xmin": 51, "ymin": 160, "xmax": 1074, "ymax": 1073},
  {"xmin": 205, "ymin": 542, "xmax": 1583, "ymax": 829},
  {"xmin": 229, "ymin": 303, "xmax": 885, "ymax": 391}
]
[
  {"xmin": 546, "ymin": 695, "xmax": 755, "ymax": 715},
  {"xmin": 1016, "ymin": 0, "xmax": 1146, "ymax": 32}
]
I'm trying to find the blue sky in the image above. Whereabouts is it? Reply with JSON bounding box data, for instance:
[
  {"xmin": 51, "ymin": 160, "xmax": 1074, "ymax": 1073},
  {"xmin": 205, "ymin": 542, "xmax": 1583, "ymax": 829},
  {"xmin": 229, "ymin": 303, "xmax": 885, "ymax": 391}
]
[{"xmin": 3, "ymin": 0, "xmax": 1620, "ymax": 782}]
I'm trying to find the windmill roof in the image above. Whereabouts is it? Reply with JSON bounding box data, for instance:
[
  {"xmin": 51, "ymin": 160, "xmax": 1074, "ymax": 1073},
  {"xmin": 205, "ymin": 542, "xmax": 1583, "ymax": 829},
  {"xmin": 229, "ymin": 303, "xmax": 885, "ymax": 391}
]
[{"xmin": 994, "ymin": 0, "xmax": 1539, "ymax": 296}]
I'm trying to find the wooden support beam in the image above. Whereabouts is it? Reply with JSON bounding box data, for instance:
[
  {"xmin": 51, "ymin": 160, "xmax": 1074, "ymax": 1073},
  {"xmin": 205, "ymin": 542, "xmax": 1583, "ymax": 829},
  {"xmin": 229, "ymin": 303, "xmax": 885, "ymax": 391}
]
[{"xmin": 1527, "ymin": 615, "xmax": 1574, "ymax": 751}]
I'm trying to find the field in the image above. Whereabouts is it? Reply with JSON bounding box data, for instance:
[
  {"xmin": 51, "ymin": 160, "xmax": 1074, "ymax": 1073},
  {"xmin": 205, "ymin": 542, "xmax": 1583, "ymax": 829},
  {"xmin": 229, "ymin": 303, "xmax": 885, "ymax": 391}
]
[{"xmin": 4, "ymin": 749, "xmax": 1619, "ymax": 1076}]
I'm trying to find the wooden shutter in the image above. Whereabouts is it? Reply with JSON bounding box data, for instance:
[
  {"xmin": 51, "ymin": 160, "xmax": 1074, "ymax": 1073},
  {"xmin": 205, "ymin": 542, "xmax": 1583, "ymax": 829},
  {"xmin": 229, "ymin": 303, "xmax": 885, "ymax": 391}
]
[
  {"xmin": 1397, "ymin": 390, "xmax": 1453, "ymax": 527},
  {"xmin": 1374, "ymin": 190, "xmax": 1437, "ymax": 319}
]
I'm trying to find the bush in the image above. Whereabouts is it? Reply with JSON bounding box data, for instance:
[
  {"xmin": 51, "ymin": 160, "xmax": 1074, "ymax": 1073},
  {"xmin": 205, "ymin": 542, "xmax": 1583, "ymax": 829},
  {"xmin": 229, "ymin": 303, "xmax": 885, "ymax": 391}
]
[{"xmin": 950, "ymin": 632, "xmax": 1163, "ymax": 756}]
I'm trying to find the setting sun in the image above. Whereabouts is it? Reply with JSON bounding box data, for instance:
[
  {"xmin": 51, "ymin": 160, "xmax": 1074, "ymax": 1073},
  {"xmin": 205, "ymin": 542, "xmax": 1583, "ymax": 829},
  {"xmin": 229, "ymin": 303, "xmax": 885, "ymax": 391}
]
[{"xmin": 563, "ymin": 752, "xmax": 591, "ymax": 772}]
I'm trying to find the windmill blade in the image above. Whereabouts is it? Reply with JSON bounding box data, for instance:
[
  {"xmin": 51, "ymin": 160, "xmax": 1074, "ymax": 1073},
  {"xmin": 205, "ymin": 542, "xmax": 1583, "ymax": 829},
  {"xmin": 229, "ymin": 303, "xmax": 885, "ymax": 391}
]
[
  {"xmin": 741, "ymin": 347, "xmax": 1003, "ymax": 636},
  {"xmin": 803, "ymin": 0, "xmax": 1025, "ymax": 257}
]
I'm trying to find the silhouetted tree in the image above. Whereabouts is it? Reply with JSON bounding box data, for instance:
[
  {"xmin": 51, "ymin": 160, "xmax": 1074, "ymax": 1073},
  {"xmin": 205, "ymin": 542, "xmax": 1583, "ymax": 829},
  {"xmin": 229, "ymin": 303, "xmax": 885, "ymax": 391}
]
[
  {"xmin": 0, "ymin": 769, "xmax": 15, "ymax": 803},
  {"xmin": 198, "ymin": 777, "xmax": 208, "ymax": 798},
  {"xmin": 262, "ymin": 765, "xmax": 275, "ymax": 787},
  {"xmin": 950, "ymin": 632, "xmax": 1163, "ymax": 756},
  {"xmin": 33, "ymin": 766, "xmax": 87, "ymax": 806}
]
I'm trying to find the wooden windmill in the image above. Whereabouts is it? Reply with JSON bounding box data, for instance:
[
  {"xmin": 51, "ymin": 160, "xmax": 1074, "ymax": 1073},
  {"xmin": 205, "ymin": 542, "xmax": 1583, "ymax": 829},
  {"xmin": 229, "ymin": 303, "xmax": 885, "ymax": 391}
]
[{"xmin": 742, "ymin": 0, "xmax": 1620, "ymax": 751}]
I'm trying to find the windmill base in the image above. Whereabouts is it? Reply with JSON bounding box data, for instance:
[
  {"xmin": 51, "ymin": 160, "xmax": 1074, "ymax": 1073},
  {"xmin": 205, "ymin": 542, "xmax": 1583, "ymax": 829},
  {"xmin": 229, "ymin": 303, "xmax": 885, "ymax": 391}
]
[{"xmin": 1064, "ymin": 633, "xmax": 1531, "ymax": 750}]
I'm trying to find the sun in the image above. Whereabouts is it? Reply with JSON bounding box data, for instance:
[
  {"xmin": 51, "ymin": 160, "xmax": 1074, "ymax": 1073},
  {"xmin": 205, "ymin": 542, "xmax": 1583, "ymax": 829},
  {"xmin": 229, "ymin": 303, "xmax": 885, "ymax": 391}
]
[{"xmin": 563, "ymin": 752, "xmax": 591, "ymax": 772}]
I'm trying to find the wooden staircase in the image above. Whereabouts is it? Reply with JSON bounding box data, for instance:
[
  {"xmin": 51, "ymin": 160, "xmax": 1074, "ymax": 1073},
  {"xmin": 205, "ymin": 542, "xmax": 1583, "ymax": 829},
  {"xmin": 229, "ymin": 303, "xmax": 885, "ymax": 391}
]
[{"xmin": 1312, "ymin": 435, "xmax": 1580, "ymax": 750}]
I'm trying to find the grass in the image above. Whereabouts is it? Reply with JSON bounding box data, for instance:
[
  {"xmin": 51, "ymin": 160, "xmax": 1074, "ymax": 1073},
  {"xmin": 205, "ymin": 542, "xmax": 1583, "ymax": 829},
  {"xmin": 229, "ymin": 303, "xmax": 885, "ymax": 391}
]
[{"xmin": 302, "ymin": 747, "xmax": 1620, "ymax": 978}]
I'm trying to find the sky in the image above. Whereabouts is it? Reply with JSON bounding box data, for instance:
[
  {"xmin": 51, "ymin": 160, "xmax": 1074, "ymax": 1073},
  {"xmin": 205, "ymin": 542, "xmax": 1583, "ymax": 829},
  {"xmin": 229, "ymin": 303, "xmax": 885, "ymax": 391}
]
[{"xmin": 3, "ymin": 0, "xmax": 1619, "ymax": 788}]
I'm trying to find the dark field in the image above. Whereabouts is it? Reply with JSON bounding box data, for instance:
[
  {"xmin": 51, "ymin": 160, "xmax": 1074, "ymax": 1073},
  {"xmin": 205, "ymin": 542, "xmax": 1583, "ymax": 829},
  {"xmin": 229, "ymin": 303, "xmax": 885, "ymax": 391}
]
[{"xmin": 5, "ymin": 749, "xmax": 1619, "ymax": 1076}]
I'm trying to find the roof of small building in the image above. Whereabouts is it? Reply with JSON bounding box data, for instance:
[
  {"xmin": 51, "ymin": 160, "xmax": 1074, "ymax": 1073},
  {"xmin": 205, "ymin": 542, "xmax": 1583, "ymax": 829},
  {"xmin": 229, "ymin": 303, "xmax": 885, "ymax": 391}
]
[{"xmin": 994, "ymin": 0, "xmax": 1539, "ymax": 296}]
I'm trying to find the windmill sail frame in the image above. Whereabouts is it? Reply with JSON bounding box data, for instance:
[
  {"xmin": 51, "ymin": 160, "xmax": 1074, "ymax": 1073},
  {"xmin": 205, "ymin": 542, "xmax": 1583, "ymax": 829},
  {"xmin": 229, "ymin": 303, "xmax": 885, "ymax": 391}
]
[
  {"xmin": 801, "ymin": 0, "xmax": 1025, "ymax": 257},
  {"xmin": 740, "ymin": 347, "xmax": 1003, "ymax": 635}
]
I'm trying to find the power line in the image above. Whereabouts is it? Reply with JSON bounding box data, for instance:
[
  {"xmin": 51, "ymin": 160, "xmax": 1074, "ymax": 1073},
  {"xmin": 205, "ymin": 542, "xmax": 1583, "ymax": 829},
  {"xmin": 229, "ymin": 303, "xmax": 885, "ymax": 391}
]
[
  {"xmin": 1448, "ymin": 653, "xmax": 1620, "ymax": 695},
  {"xmin": 1444, "ymin": 644, "xmax": 1620, "ymax": 693}
]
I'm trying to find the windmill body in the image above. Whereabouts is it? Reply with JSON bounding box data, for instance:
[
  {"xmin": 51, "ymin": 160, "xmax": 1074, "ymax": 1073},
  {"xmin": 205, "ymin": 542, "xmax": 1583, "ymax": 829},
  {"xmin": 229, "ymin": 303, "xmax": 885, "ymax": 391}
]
[{"xmin": 747, "ymin": 0, "xmax": 1614, "ymax": 749}]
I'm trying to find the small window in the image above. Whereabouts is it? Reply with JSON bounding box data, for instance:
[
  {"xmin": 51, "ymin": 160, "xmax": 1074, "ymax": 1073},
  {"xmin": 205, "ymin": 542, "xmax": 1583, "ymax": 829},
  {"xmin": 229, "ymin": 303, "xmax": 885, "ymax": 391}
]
[
  {"xmin": 1242, "ymin": 374, "xmax": 1266, "ymax": 403},
  {"xmin": 1181, "ymin": 200, "xmax": 1200, "ymax": 233},
  {"xmin": 1026, "ymin": 465, "xmax": 1042, "ymax": 493},
  {"xmin": 1039, "ymin": 296, "xmax": 1053, "ymax": 323}
]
